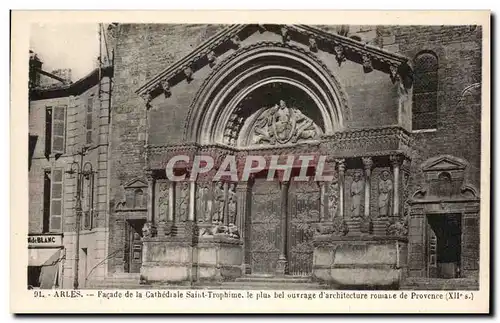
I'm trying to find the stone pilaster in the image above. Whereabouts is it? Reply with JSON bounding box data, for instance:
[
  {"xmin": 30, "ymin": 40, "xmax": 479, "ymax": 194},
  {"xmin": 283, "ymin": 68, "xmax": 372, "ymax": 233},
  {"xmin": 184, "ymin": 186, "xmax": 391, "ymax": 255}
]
[
  {"xmin": 362, "ymin": 157, "xmax": 373, "ymax": 219},
  {"xmin": 145, "ymin": 169, "xmax": 155, "ymax": 231},
  {"xmin": 188, "ymin": 180, "xmax": 196, "ymax": 222},
  {"xmin": 408, "ymin": 206, "xmax": 426, "ymax": 277},
  {"xmin": 390, "ymin": 155, "xmax": 403, "ymax": 219},
  {"xmin": 335, "ymin": 159, "xmax": 345, "ymax": 219},
  {"xmin": 236, "ymin": 181, "xmax": 251, "ymax": 274}
]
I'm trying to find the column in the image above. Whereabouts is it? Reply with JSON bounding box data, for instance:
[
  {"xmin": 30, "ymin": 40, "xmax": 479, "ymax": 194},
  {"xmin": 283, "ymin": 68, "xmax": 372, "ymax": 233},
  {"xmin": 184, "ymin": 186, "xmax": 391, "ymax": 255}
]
[
  {"xmin": 335, "ymin": 159, "xmax": 345, "ymax": 218},
  {"xmin": 188, "ymin": 180, "xmax": 196, "ymax": 222},
  {"xmin": 236, "ymin": 181, "xmax": 251, "ymax": 274},
  {"xmin": 145, "ymin": 169, "xmax": 155, "ymax": 225},
  {"xmin": 236, "ymin": 181, "xmax": 250, "ymax": 238},
  {"xmin": 390, "ymin": 155, "xmax": 402, "ymax": 219},
  {"xmin": 362, "ymin": 157, "xmax": 373, "ymax": 219},
  {"xmin": 408, "ymin": 206, "xmax": 426, "ymax": 277},
  {"xmin": 319, "ymin": 181, "xmax": 326, "ymax": 221},
  {"xmin": 168, "ymin": 181, "xmax": 175, "ymax": 222},
  {"xmin": 276, "ymin": 180, "xmax": 290, "ymax": 276}
]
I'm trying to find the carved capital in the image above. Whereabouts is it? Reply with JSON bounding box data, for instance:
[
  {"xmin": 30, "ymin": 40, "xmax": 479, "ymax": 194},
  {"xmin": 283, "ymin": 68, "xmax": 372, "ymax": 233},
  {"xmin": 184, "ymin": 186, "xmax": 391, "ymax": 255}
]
[
  {"xmin": 362, "ymin": 54, "xmax": 373, "ymax": 73},
  {"xmin": 334, "ymin": 45, "xmax": 346, "ymax": 66},
  {"xmin": 309, "ymin": 37, "xmax": 318, "ymax": 52},
  {"xmin": 335, "ymin": 158, "xmax": 346, "ymax": 173},
  {"xmin": 160, "ymin": 79, "xmax": 171, "ymax": 97},
  {"xmin": 390, "ymin": 155, "xmax": 404, "ymax": 167},
  {"xmin": 144, "ymin": 168, "xmax": 154, "ymax": 182},
  {"xmin": 362, "ymin": 157, "xmax": 373, "ymax": 170}
]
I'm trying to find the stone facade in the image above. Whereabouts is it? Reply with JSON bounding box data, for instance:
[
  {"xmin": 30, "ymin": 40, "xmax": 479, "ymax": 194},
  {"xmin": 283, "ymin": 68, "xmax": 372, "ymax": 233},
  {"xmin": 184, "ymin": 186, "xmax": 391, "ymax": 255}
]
[{"xmin": 28, "ymin": 24, "xmax": 482, "ymax": 289}]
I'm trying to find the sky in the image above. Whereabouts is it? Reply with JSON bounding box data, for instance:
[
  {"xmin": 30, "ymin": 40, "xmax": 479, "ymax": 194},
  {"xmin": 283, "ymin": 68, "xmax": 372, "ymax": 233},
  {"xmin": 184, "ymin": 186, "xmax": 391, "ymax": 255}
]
[{"xmin": 29, "ymin": 23, "xmax": 100, "ymax": 81}]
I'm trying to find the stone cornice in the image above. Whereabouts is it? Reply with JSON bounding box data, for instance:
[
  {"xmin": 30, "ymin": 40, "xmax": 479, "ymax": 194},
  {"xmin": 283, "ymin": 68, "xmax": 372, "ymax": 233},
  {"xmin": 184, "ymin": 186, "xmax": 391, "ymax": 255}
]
[
  {"xmin": 136, "ymin": 24, "xmax": 247, "ymax": 97},
  {"xmin": 147, "ymin": 126, "xmax": 412, "ymax": 169},
  {"xmin": 135, "ymin": 24, "xmax": 413, "ymax": 101}
]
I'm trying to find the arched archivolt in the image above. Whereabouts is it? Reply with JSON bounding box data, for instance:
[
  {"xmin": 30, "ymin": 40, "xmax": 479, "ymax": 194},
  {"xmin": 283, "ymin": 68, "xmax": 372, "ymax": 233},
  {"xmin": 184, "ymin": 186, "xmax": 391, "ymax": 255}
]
[{"xmin": 183, "ymin": 42, "xmax": 349, "ymax": 146}]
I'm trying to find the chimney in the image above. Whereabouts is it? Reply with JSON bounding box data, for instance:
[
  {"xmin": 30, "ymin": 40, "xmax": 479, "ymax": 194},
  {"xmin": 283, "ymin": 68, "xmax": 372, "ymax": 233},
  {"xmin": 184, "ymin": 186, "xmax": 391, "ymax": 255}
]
[{"xmin": 29, "ymin": 50, "xmax": 42, "ymax": 88}]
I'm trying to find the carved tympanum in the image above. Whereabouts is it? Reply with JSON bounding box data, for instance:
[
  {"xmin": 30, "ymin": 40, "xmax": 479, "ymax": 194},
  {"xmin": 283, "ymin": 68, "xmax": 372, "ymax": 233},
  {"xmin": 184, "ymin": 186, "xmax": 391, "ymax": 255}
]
[{"xmin": 251, "ymin": 100, "xmax": 321, "ymax": 145}]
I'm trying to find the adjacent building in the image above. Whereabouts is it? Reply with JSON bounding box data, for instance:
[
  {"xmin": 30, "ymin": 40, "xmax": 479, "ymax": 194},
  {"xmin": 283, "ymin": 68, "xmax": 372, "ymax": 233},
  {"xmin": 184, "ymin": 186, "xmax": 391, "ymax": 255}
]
[
  {"xmin": 28, "ymin": 24, "xmax": 482, "ymax": 289},
  {"xmin": 28, "ymin": 50, "xmax": 113, "ymax": 289}
]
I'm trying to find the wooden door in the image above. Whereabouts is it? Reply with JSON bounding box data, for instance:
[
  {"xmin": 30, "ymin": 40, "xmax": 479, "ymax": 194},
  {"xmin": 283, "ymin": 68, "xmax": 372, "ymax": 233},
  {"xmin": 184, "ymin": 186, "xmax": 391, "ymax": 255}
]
[
  {"xmin": 249, "ymin": 178, "xmax": 281, "ymax": 275},
  {"xmin": 287, "ymin": 180, "xmax": 320, "ymax": 276},
  {"xmin": 127, "ymin": 220, "xmax": 145, "ymax": 274}
]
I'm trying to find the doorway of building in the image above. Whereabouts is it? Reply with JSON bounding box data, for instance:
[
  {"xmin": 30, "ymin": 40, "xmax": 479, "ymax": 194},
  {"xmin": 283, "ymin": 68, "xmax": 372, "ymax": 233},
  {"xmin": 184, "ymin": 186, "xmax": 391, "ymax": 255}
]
[
  {"xmin": 248, "ymin": 173, "xmax": 320, "ymax": 276},
  {"xmin": 427, "ymin": 214, "xmax": 462, "ymax": 278},
  {"xmin": 125, "ymin": 219, "xmax": 146, "ymax": 273}
]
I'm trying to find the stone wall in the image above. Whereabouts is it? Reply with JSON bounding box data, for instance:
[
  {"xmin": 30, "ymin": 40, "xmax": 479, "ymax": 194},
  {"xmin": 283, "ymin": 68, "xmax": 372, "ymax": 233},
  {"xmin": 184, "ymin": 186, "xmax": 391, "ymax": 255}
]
[{"xmin": 107, "ymin": 24, "xmax": 482, "ymax": 276}]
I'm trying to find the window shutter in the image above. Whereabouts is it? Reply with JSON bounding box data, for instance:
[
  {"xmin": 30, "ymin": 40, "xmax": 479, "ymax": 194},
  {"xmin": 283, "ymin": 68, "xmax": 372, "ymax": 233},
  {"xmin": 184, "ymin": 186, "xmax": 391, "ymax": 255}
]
[
  {"xmin": 86, "ymin": 98, "xmax": 93, "ymax": 145},
  {"xmin": 49, "ymin": 168, "xmax": 64, "ymax": 232},
  {"xmin": 51, "ymin": 106, "xmax": 66, "ymax": 154}
]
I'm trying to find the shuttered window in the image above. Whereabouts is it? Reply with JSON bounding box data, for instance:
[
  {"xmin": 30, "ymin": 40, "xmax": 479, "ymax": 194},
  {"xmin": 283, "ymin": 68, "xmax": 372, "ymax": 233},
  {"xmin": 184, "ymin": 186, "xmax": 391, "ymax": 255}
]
[
  {"xmin": 49, "ymin": 168, "xmax": 64, "ymax": 232},
  {"xmin": 51, "ymin": 106, "xmax": 67, "ymax": 154},
  {"xmin": 86, "ymin": 97, "xmax": 93, "ymax": 145}
]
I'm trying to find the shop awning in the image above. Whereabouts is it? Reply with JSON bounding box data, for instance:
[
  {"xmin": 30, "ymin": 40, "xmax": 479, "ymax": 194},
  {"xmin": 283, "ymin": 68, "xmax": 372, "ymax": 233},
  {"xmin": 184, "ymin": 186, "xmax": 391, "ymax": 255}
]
[{"xmin": 28, "ymin": 248, "xmax": 61, "ymax": 267}]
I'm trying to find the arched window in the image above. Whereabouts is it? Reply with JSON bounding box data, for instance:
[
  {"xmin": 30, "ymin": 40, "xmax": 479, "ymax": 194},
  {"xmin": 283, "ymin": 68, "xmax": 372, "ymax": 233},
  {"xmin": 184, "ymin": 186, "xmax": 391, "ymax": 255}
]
[{"xmin": 413, "ymin": 51, "xmax": 438, "ymax": 130}]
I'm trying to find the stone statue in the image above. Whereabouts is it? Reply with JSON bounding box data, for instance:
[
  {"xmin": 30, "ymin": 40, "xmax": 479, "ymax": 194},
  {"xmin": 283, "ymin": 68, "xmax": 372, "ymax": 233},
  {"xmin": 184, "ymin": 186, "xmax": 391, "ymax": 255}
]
[
  {"xmin": 197, "ymin": 183, "xmax": 211, "ymax": 223},
  {"xmin": 378, "ymin": 170, "xmax": 393, "ymax": 218},
  {"xmin": 252, "ymin": 100, "xmax": 321, "ymax": 145},
  {"xmin": 350, "ymin": 170, "xmax": 364, "ymax": 218},
  {"xmin": 327, "ymin": 180, "xmax": 339, "ymax": 220},
  {"xmin": 157, "ymin": 182, "xmax": 169, "ymax": 222},
  {"xmin": 178, "ymin": 182, "xmax": 189, "ymax": 222},
  {"xmin": 227, "ymin": 183, "xmax": 237, "ymax": 225},
  {"xmin": 213, "ymin": 181, "xmax": 225, "ymax": 223}
]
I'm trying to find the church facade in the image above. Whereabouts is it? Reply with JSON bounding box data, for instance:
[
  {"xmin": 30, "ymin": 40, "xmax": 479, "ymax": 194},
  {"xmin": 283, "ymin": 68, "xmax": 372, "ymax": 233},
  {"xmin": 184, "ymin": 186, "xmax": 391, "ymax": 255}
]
[
  {"xmin": 103, "ymin": 24, "xmax": 481, "ymax": 289},
  {"xmin": 29, "ymin": 23, "xmax": 482, "ymax": 290}
]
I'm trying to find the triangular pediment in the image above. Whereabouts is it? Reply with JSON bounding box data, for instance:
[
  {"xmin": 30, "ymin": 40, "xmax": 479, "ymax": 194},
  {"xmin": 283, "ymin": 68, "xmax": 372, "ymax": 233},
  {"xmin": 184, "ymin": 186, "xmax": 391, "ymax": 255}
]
[
  {"xmin": 123, "ymin": 178, "xmax": 148, "ymax": 189},
  {"xmin": 136, "ymin": 24, "xmax": 412, "ymax": 104},
  {"xmin": 421, "ymin": 155, "xmax": 468, "ymax": 172}
]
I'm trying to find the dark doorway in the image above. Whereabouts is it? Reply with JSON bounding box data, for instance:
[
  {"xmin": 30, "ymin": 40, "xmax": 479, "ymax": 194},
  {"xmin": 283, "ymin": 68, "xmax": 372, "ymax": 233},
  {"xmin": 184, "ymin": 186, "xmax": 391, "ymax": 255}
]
[
  {"xmin": 427, "ymin": 214, "xmax": 462, "ymax": 278},
  {"xmin": 125, "ymin": 219, "xmax": 146, "ymax": 273}
]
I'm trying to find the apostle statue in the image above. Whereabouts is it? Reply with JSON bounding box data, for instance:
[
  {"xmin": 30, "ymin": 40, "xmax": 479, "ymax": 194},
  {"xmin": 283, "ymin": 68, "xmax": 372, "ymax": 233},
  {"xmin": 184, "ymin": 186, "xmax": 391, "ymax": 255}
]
[
  {"xmin": 378, "ymin": 170, "xmax": 393, "ymax": 218},
  {"xmin": 227, "ymin": 183, "xmax": 237, "ymax": 225},
  {"xmin": 350, "ymin": 170, "xmax": 364, "ymax": 218},
  {"xmin": 213, "ymin": 181, "xmax": 225, "ymax": 223}
]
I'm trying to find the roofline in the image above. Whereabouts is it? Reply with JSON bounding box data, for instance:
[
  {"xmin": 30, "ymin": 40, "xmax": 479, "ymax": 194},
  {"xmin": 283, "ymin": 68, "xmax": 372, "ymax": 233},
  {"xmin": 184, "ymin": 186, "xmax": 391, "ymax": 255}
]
[
  {"xmin": 30, "ymin": 65, "xmax": 113, "ymax": 100},
  {"xmin": 135, "ymin": 24, "xmax": 412, "ymax": 99},
  {"xmin": 135, "ymin": 24, "xmax": 246, "ymax": 96}
]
